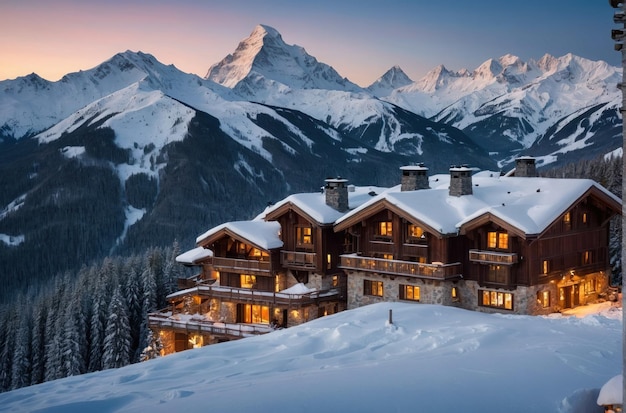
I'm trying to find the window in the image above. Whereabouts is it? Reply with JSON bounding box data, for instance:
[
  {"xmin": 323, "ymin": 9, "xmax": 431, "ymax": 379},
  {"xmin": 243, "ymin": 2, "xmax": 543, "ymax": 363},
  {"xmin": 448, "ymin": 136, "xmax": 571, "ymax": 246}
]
[
  {"xmin": 382, "ymin": 253, "xmax": 394, "ymax": 260},
  {"xmin": 364, "ymin": 279, "xmax": 383, "ymax": 297},
  {"xmin": 408, "ymin": 224, "xmax": 424, "ymax": 239},
  {"xmin": 377, "ymin": 221, "xmax": 393, "ymax": 238},
  {"xmin": 563, "ymin": 212, "xmax": 571, "ymax": 229},
  {"xmin": 584, "ymin": 278, "xmax": 597, "ymax": 294},
  {"xmin": 480, "ymin": 290, "xmax": 513, "ymax": 310},
  {"xmin": 542, "ymin": 260, "xmax": 550, "ymax": 275},
  {"xmin": 399, "ymin": 285, "xmax": 420, "ymax": 301},
  {"xmin": 296, "ymin": 226, "xmax": 312, "ymax": 246},
  {"xmin": 582, "ymin": 212, "xmax": 588, "ymax": 225},
  {"xmin": 487, "ymin": 231, "xmax": 508, "ymax": 250},
  {"xmin": 327, "ymin": 253, "xmax": 332, "ymax": 270},
  {"xmin": 451, "ymin": 287, "xmax": 459, "ymax": 301},
  {"xmin": 581, "ymin": 250, "xmax": 592, "ymax": 265},
  {"xmin": 332, "ymin": 275, "xmax": 339, "ymax": 287},
  {"xmin": 242, "ymin": 304, "xmax": 270, "ymax": 324},
  {"xmin": 486, "ymin": 264, "xmax": 509, "ymax": 284},
  {"xmin": 537, "ymin": 291, "xmax": 550, "ymax": 308},
  {"xmin": 240, "ymin": 274, "xmax": 256, "ymax": 289}
]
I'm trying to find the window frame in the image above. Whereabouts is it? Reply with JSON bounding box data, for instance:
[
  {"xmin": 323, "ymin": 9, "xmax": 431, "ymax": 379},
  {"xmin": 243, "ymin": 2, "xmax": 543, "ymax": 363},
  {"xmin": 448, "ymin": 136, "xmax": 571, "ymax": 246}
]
[
  {"xmin": 479, "ymin": 290, "xmax": 514, "ymax": 310},
  {"xmin": 399, "ymin": 284, "xmax": 420, "ymax": 302},
  {"xmin": 364, "ymin": 279, "xmax": 384, "ymax": 297},
  {"xmin": 487, "ymin": 231, "xmax": 509, "ymax": 250}
]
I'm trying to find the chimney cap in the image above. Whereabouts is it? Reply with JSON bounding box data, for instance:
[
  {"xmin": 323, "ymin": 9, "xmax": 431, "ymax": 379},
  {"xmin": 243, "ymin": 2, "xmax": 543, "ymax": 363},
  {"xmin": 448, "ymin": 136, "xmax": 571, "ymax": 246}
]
[
  {"xmin": 449, "ymin": 164, "xmax": 472, "ymax": 172},
  {"xmin": 400, "ymin": 163, "xmax": 428, "ymax": 171},
  {"xmin": 324, "ymin": 177, "xmax": 349, "ymax": 184},
  {"xmin": 515, "ymin": 156, "xmax": 536, "ymax": 161}
]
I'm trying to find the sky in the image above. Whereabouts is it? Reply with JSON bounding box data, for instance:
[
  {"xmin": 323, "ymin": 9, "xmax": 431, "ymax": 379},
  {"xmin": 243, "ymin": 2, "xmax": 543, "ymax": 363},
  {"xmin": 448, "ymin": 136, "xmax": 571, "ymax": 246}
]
[
  {"xmin": 1, "ymin": 0, "xmax": 621, "ymax": 87},
  {"xmin": 0, "ymin": 301, "xmax": 621, "ymax": 413}
]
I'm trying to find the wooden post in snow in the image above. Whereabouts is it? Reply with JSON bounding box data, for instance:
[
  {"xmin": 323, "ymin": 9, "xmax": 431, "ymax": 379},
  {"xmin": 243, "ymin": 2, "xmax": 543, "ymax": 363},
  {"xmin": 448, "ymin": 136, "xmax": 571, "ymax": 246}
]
[{"xmin": 388, "ymin": 309, "xmax": 393, "ymax": 324}]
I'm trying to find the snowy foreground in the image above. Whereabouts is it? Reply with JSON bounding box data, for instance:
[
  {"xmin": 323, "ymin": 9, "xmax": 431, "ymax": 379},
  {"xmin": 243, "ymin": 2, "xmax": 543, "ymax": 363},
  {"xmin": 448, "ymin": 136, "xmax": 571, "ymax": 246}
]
[{"xmin": 0, "ymin": 302, "xmax": 621, "ymax": 413}]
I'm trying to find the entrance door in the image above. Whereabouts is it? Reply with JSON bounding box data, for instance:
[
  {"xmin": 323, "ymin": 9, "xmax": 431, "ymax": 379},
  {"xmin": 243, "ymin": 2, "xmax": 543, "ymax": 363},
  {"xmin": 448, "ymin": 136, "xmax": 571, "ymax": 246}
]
[
  {"xmin": 573, "ymin": 284, "xmax": 580, "ymax": 306},
  {"xmin": 560, "ymin": 286, "xmax": 572, "ymax": 309},
  {"xmin": 282, "ymin": 309, "xmax": 288, "ymax": 328}
]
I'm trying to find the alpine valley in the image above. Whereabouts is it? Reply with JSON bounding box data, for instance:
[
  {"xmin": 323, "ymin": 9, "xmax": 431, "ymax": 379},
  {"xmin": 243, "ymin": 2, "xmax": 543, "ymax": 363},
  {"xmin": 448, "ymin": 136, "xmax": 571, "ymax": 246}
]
[{"xmin": 0, "ymin": 24, "xmax": 621, "ymax": 297}]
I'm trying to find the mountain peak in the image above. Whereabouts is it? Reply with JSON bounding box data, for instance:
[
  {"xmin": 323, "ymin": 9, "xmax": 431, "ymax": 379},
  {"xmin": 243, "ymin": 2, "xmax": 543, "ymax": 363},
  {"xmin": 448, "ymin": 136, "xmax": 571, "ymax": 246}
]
[
  {"xmin": 366, "ymin": 65, "xmax": 413, "ymax": 96},
  {"xmin": 206, "ymin": 24, "xmax": 362, "ymax": 93}
]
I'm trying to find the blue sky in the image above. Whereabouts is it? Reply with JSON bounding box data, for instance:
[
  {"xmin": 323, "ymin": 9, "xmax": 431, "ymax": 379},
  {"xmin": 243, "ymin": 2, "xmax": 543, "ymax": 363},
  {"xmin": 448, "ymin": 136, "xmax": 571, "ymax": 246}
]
[{"xmin": 1, "ymin": 0, "xmax": 620, "ymax": 86}]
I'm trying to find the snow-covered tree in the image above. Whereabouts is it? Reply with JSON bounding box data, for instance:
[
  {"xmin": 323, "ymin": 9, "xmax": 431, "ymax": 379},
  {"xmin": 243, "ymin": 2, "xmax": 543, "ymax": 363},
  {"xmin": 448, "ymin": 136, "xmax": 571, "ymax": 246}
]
[{"xmin": 102, "ymin": 287, "xmax": 131, "ymax": 369}]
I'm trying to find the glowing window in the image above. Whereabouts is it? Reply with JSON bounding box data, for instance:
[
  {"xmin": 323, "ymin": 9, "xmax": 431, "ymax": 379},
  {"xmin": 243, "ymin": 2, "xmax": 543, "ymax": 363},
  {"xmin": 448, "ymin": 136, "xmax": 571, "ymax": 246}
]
[
  {"xmin": 243, "ymin": 304, "xmax": 270, "ymax": 324},
  {"xmin": 241, "ymin": 274, "xmax": 256, "ymax": 289},
  {"xmin": 364, "ymin": 279, "xmax": 383, "ymax": 297},
  {"xmin": 538, "ymin": 291, "xmax": 550, "ymax": 308},
  {"xmin": 297, "ymin": 227, "xmax": 312, "ymax": 245},
  {"xmin": 408, "ymin": 224, "xmax": 424, "ymax": 239},
  {"xmin": 378, "ymin": 221, "xmax": 392, "ymax": 237},
  {"xmin": 480, "ymin": 290, "xmax": 513, "ymax": 310},
  {"xmin": 400, "ymin": 285, "xmax": 420, "ymax": 301},
  {"xmin": 542, "ymin": 260, "xmax": 550, "ymax": 275},
  {"xmin": 487, "ymin": 231, "xmax": 508, "ymax": 250}
]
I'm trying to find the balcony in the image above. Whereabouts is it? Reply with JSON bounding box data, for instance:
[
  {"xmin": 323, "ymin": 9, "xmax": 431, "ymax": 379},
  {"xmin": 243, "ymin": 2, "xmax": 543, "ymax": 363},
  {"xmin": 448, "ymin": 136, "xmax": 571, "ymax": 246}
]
[
  {"xmin": 469, "ymin": 249, "xmax": 518, "ymax": 265},
  {"xmin": 339, "ymin": 254, "xmax": 461, "ymax": 280},
  {"xmin": 281, "ymin": 250, "xmax": 317, "ymax": 270},
  {"xmin": 148, "ymin": 311, "xmax": 274, "ymax": 339},
  {"xmin": 212, "ymin": 257, "xmax": 272, "ymax": 275}
]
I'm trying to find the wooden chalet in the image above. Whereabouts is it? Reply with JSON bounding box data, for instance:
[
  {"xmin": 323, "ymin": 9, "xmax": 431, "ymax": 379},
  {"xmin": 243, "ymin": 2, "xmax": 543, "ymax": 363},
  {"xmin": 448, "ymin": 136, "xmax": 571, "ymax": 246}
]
[
  {"xmin": 149, "ymin": 157, "xmax": 622, "ymax": 354},
  {"xmin": 334, "ymin": 158, "xmax": 621, "ymax": 315}
]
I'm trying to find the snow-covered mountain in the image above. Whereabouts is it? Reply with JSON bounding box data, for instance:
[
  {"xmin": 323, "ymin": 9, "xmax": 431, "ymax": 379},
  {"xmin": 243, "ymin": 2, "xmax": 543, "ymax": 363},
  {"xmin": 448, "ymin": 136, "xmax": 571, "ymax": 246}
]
[
  {"xmin": 205, "ymin": 25, "xmax": 492, "ymax": 159},
  {"xmin": 366, "ymin": 65, "xmax": 413, "ymax": 97},
  {"xmin": 380, "ymin": 53, "xmax": 622, "ymax": 167}
]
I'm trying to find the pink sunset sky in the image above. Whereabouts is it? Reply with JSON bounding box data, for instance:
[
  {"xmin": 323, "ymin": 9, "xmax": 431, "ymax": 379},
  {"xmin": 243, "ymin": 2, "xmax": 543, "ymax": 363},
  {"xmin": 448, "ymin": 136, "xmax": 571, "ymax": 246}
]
[{"xmin": 1, "ymin": 0, "xmax": 619, "ymax": 87}]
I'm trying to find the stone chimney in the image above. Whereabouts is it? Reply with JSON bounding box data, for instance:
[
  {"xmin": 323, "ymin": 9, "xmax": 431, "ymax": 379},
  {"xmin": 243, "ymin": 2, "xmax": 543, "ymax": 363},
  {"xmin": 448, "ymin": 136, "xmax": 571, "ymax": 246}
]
[
  {"xmin": 449, "ymin": 165, "xmax": 473, "ymax": 197},
  {"xmin": 324, "ymin": 178, "xmax": 349, "ymax": 212},
  {"xmin": 514, "ymin": 156, "xmax": 537, "ymax": 177},
  {"xmin": 400, "ymin": 164, "xmax": 430, "ymax": 191}
]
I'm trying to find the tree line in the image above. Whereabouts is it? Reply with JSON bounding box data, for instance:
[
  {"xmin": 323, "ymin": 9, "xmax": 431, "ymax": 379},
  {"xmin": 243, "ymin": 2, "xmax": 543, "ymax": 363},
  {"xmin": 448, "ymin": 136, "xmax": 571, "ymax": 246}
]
[{"xmin": 0, "ymin": 245, "xmax": 186, "ymax": 393}]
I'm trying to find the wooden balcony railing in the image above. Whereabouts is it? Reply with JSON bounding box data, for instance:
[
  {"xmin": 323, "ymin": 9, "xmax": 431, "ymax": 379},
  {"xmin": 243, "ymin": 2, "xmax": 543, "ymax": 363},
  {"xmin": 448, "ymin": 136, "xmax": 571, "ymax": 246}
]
[
  {"xmin": 212, "ymin": 257, "xmax": 272, "ymax": 274},
  {"xmin": 339, "ymin": 254, "xmax": 461, "ymax": 280},
  {"xmin": 148, "ymin": 311, "xmax": 274, "ymax": 339},
  {"xmin": 281, "ymin": 250, "xmax": 317, "ymax": 270},
  {"xmin": 167, "ymin": 284, "xmax": 344, "ymax": 306},
  {"xmin": 469, "ymin": 249, "xmax": 518, "ymax": 265}
]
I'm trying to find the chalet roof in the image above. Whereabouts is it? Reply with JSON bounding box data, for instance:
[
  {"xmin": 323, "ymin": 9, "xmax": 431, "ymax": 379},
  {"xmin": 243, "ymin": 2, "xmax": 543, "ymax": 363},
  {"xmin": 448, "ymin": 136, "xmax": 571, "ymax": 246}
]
[
  {"xmin": 175, "ymin": 247, "xmax": 213, "ymax": 265},
  {"xmin": 335, "ymin": 172, "xmax": 621, "ymax": 237},
  {"xmin": 196, "ymin": 221, "xmax": 283, "ymax": 250},
  {"xmin": 256, "ymin": 185, "xmax": 387, "ymax": 225}
]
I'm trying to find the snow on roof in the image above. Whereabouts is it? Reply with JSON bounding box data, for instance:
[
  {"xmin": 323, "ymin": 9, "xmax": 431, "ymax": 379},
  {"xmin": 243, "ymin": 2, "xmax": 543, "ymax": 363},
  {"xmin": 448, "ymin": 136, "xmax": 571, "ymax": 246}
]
[
  {"xmin": 337, "ymin": 174, "xmax": 621, "ymax": 236},
  {"xmin": 175, "ymin": 247, "xmax": 213, "ymax": 265},
  {"xmin": 257, "ymin": 185, "xmax": 388, "ymax": 224},
  {"xmin": 196, "ymin": 220, "xmax": 283, "ymax": 250},
  {"xmin": 597, "ymin": 374, "xmax": 623, "ymax": 406},
  {"xmin": 280, "ymin": 282, "xmax": 316, "ymax": 294}
]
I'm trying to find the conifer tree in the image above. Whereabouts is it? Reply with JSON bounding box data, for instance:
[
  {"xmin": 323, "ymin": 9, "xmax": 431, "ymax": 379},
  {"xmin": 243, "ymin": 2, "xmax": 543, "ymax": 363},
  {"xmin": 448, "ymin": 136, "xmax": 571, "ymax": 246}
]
[
  {"xmin": 11, "ymin": 303, "xmax": 33, "ymax": 390},
  {"xmin": 102, "ymin": 287, "xmax": 131, "ymax": 369}
]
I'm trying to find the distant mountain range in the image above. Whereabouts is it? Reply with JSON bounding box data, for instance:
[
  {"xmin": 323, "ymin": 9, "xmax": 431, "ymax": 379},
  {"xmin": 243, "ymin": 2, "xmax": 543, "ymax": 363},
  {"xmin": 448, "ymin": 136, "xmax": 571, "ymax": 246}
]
[{"xmin": 0, "ymin": 24, "xmax": 621, "ymax": 296}]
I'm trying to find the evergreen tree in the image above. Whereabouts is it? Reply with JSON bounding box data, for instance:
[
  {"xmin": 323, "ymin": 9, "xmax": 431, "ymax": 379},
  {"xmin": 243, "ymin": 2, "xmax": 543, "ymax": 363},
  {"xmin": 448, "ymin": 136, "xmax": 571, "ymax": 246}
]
[
  {"xmin": 11, "ymin": 301, "xmax": 33, "ymax": 390},
  {"xmin": 30, "ymin": 298, "xmax": 48, "ymax": 386},
  {"xmin": 102, "ymin": 287, "xmax": 131, "ymax": 369}
]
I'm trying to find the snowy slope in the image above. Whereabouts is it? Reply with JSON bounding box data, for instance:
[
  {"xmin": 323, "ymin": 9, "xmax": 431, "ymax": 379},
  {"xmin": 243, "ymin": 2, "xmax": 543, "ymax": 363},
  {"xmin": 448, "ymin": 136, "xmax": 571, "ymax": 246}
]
[{"xmin": 0, "ymin": 302, "xmax": 620, "ymax": 413}]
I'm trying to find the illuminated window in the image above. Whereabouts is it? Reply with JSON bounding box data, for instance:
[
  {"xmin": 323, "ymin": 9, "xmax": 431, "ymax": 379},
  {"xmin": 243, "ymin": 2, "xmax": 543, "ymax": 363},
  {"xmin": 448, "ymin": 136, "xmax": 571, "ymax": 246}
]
[
  {"xmin": 563, "ymin": 212, "xmax": 571, "ymax": 229},
  {"xmin": 377, "ymin": 221, "xmax": 393, "ymax": 238},
  {"xmin": 400, "ymin": 284, "xmax": 420, "ymax": 301},
  {"xmin": 382, "ymin": 253, "xmax": 394, "ymax": 260},
  {"xmin": 537, "ymin": 291, "xmax": 550, "ymax": 308},
  {"xmin": 451, "ymin": 287, "xmax": 459, "ymax": 301},
  {"xmin": 487, "ymin": 231, "xmax": 508, "ymax": 250},
  {"xmin": 296, "ymin": 226, "xmax": 312, "ymax": 245},
  {"xmin": 332, "ymin": 275, "xmax": 338, "ymax": 287},
  {"xmin": 238, "ymin": 242, "xmax": 247, "ymax": 254},
  {"xmin": 364, "ymin": 279, "xmax": 383, "ymax": 297},
  {"xmin": 327, "ymin": 253, "xmax": 332, "ymax": 270},
  {"xmin": 408, "ymin": 224, "xmax": 424, "ymax": 239},
  {"xmin": 241, "ymin": 274, "xmax": 256, "ymax": 289},
  {"xmin": 243, "ymin": 304, "xmax": 270, "ymax": 324},
  {"xmin": 581, "ymin": 250, "xmax": 592, "ymax": 265},
  {"xmin": 584, "ymin": 278, "xmax": 596, "ymax": 294},
  {"xmin": 480, "ymin": 290, "xmax": 513, "ymax": 310},
  {"xmin": 582, "ymin": 212, "xmax": 588, "ymax": 225},
  {"xmin": 542, "ymin": 260, "xmax": 550, "ymax": 275}
]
